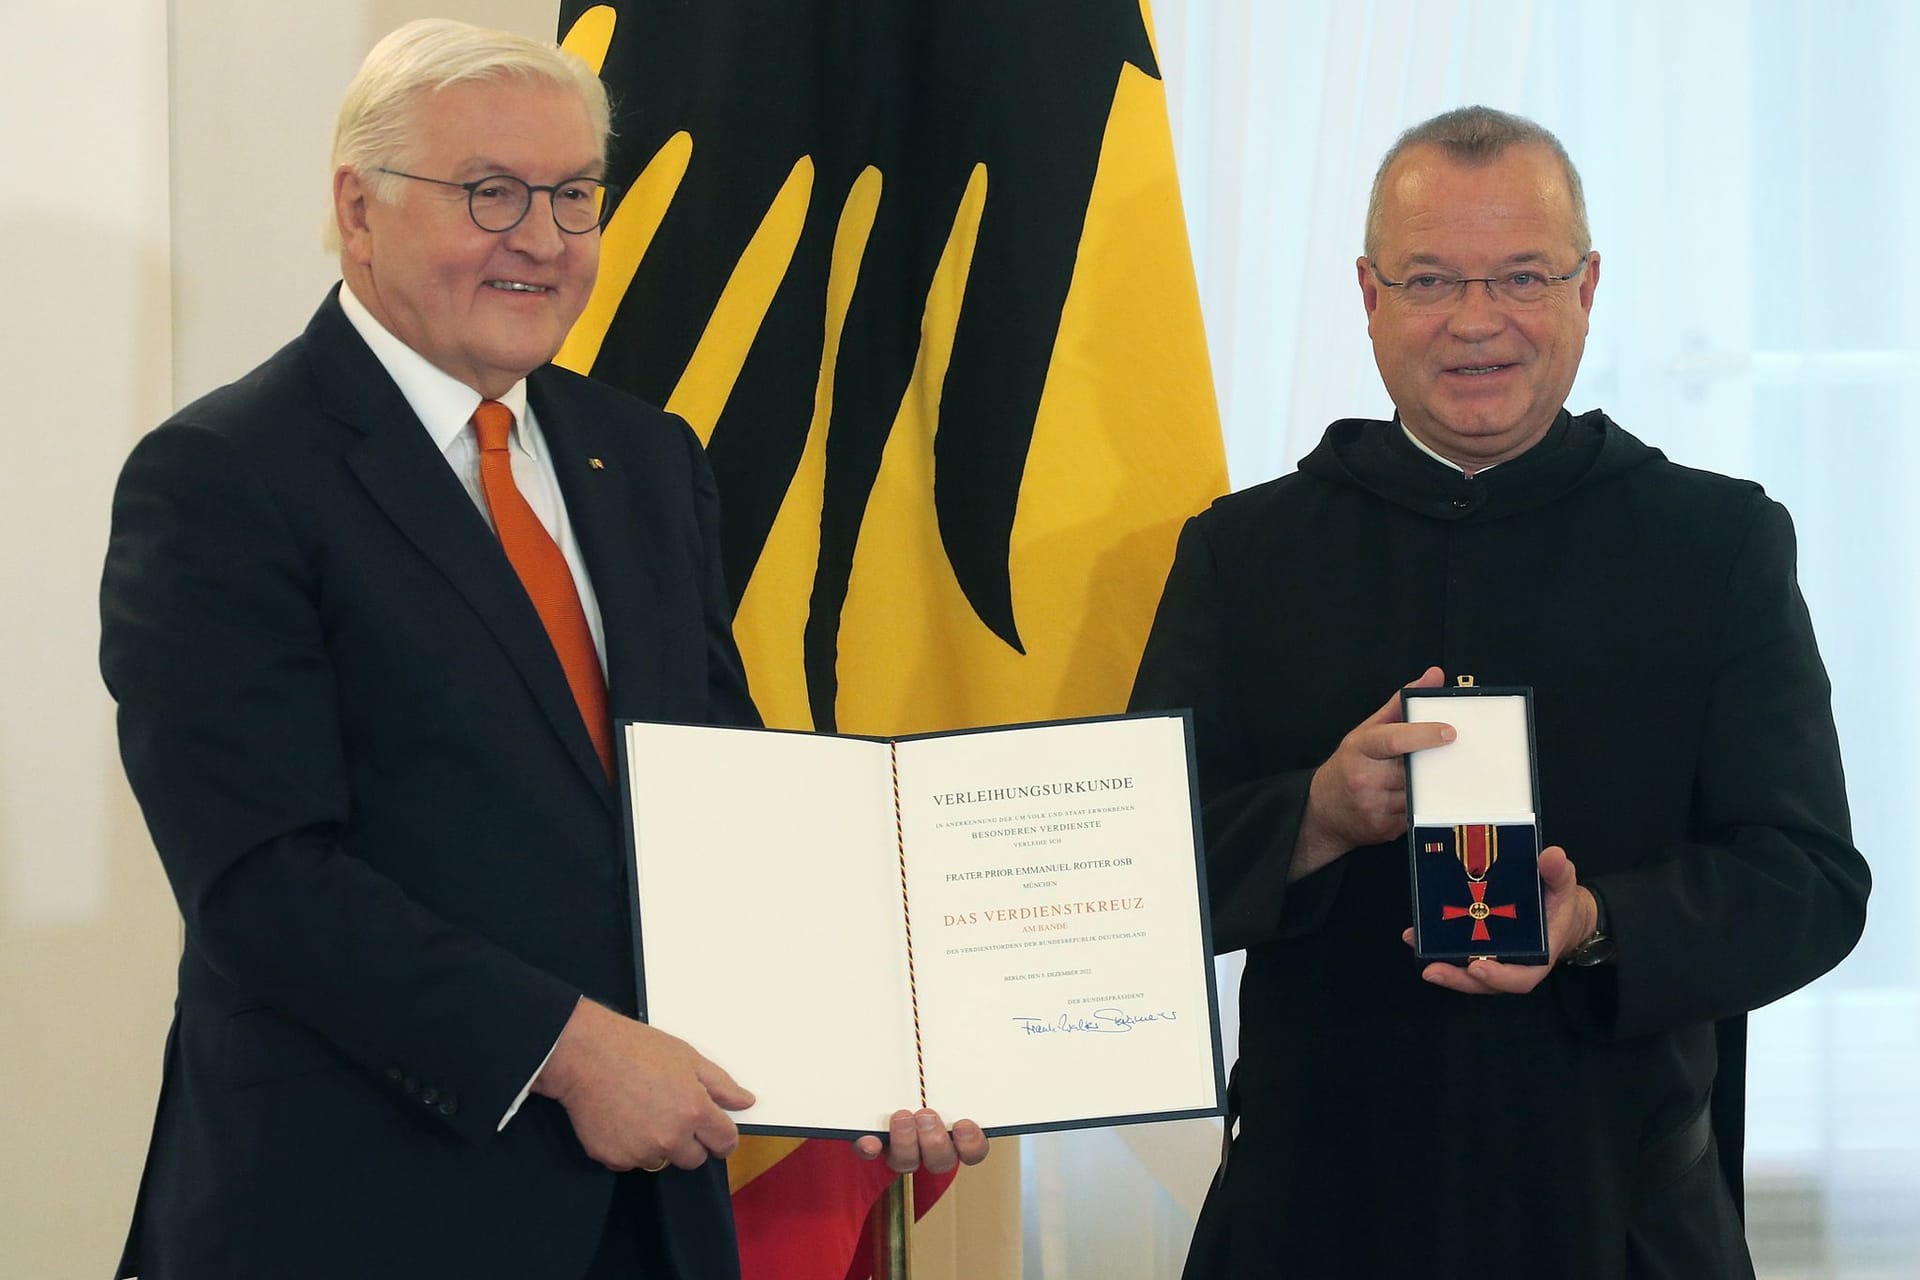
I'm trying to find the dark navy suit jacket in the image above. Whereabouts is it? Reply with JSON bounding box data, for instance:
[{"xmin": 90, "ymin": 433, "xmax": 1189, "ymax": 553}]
[{"xmin": 102, "ymin": 289, "xmax": 757, "ymax": 1279}]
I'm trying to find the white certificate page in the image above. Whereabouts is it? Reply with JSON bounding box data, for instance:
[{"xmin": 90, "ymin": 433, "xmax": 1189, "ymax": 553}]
[
  {"xmin": 622, "ymin": 723, "xmax": 918, "ymax": 1134},
  {"xmin": 894, "ymin": 714, "xmax": 1223, "ymax": 1133}
]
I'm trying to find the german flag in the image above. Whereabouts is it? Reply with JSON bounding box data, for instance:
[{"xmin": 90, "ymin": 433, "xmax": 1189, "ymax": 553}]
[{"xmin": 556, "ymin": 3, "xmax": 1224, "ymax": 1275}]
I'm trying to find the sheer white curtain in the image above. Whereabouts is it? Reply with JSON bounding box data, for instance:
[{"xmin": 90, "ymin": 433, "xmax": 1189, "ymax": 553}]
[{"xmin": 1021, "ymin": 2, "xmax": 1920, "ymax": 1274}]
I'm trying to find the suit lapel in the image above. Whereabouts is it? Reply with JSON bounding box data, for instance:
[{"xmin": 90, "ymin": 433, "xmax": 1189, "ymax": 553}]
[
  {"xmin": 530, "ymin": 372, "xmax": 671, "ymax": 726},
  {"xmin": 305, "ymin": 295, "xmax": 614, "ymax": 803}
]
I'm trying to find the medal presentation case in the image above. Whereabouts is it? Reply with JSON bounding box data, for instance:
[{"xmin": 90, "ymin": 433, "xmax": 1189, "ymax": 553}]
[{"xmin": 1402, "ymin": 682, "xmax": 1548, "ymax": 964}]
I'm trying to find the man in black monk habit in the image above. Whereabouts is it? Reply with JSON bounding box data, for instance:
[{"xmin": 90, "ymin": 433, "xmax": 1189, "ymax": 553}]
[{"xmin": 1131, "ymin": 106, "xmax": 1868, "ymax": 1280}]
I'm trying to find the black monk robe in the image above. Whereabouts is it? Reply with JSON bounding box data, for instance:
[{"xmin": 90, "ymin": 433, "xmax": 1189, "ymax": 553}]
[{"xmin": 1131, "ymin": 411, "xmax": 1868, "ymax": 1280}]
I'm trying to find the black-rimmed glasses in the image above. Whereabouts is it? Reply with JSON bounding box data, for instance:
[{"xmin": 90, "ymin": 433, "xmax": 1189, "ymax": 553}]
[
  {"xmin": 1369, "ymin": 257, "xmax": 1589, "ymax": 311},
  {"xmin": 377, "ymin": 168, "xmax": 608, "ymax": 235}
]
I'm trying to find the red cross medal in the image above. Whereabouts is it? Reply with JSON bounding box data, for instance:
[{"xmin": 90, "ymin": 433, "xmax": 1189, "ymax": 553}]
[
  {"xmin": 1442, "ymin": 824, "xmax": 1516, "ymax": 941},
  {"xmin": 1441, "ymin": 879, "xmax": 1519, "ymax": 941}
]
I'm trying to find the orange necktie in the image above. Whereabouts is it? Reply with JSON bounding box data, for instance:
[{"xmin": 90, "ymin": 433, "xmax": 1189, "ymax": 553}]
[{"xmin": 471, "ymin": 400, "xmax": 614, "ymax": 779}]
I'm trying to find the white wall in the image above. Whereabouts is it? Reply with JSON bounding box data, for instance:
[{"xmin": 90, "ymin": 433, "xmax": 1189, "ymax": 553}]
[{"xmin": 1, "ymin": 3, "xmax": 179, "ymax": 1274}]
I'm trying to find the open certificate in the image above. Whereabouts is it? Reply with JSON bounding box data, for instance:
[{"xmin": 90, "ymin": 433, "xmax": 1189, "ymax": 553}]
[{"xmin": 620, "ymin": 713, "xmax": 1226, "ymax": 1138}]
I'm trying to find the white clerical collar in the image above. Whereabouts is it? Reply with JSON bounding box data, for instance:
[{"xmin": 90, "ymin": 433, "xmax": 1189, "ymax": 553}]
[
  {"xmin": 338, "ymin": 281, "xmax": 533, "ymax": 457},
  {"xmin": 1399, "ymin": 420, "xmax": 1499, "ymax": 478}
]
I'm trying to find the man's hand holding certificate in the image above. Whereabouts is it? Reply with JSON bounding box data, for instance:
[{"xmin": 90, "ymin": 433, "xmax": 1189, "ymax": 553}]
[{"xmin": 620, "ymin": 713, "xmax": 1226, "ymax": 1139}]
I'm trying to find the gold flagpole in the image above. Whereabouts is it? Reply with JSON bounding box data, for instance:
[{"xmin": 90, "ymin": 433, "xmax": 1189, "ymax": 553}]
[{"xmin": 870, "ymin": 1175, "xmax": 913, "ymax": 1279}]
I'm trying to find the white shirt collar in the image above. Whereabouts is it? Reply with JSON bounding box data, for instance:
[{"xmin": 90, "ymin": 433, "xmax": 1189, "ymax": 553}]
[
  {"xmin": 1399, "ymin": 419, "xmax": 1497, "ymax": 477},
  {"xmin": 337, "ymin": 281, "xmax": 534, "ymax": 457}
]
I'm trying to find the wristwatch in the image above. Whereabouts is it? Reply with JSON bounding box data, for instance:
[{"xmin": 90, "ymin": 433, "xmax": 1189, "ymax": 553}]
[{"xmin": 1567, "ymin": 890, "xmax": 1616, "ymax": 967}]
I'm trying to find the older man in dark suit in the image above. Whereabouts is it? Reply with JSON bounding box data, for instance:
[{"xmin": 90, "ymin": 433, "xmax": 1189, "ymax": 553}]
[{"xmin": 102, "ymin": 20, "xmax": 979, "ymax": 1280}]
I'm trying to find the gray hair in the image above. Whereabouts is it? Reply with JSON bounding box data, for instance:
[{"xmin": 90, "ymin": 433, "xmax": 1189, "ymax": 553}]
[
  {"xmin": 1363, "ymin": 106, "xmax": 1590, "ymax": 260},
  {"xmin": 325, "ymin": 19, "xmax": 612, "ymax": 251}
]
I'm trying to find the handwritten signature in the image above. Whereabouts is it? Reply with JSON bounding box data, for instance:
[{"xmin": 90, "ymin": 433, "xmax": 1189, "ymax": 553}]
[{"xmin": 1012, "ymin": 1008, "xmax": 1179, "ymax": 1035}]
